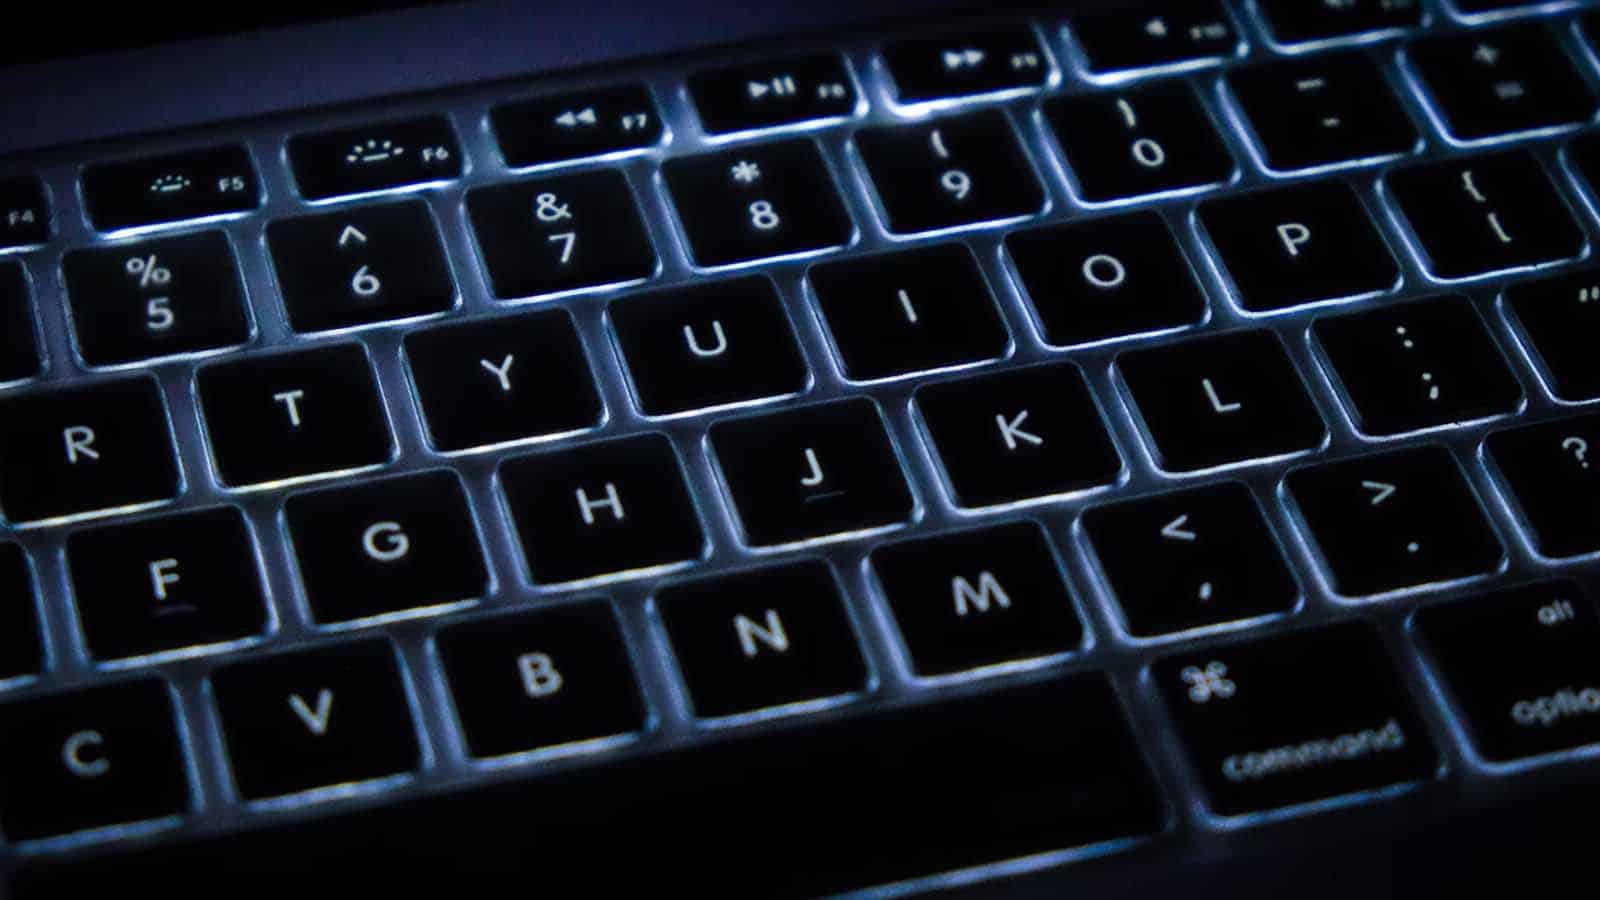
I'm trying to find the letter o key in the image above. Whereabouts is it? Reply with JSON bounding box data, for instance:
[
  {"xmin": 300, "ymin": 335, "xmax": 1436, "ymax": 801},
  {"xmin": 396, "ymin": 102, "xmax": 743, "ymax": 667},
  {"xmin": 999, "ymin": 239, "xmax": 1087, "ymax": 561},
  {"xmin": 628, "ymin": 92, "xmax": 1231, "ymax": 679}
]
[
  {"xmin": 1081, "ymin": 253, "xmax": 1127, "ymax": 290},
  {"xmin": 362, "ymin": 521, "xmax": 410, "ymax": 562}
]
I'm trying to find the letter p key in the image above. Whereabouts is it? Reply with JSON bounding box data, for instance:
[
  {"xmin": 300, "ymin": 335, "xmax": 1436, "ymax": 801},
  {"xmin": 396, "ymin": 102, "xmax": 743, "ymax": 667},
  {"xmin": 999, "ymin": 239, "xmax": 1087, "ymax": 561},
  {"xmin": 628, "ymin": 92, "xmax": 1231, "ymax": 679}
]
[{"xmin": 1276, "ymin": 222, "xmax": 1312, "ymax": 258}]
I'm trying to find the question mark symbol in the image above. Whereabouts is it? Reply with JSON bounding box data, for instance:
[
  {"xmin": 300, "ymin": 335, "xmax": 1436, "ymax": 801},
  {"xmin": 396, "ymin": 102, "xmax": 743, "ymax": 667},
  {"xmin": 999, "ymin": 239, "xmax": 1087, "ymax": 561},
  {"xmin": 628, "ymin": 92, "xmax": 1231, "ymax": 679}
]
[{"xmin": 1562, "ymin": 436, "xmax": 1590, "ymax": 469}]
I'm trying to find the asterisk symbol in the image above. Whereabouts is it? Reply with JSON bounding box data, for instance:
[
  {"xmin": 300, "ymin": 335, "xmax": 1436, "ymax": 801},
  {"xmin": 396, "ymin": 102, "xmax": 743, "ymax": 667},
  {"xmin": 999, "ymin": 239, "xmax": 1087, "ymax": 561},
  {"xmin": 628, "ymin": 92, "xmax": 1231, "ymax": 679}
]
[{"xmin": 730, "ymin": 160, "xmax": 762, "ymax": 185}]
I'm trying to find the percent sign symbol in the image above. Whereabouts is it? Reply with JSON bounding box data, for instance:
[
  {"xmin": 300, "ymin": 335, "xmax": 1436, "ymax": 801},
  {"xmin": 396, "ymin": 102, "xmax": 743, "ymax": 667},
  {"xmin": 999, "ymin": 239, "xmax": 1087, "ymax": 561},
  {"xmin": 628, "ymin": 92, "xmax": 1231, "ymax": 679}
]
[{"xmin": 124, "ymin": 255, "xmax": 173, "ymax": 289}]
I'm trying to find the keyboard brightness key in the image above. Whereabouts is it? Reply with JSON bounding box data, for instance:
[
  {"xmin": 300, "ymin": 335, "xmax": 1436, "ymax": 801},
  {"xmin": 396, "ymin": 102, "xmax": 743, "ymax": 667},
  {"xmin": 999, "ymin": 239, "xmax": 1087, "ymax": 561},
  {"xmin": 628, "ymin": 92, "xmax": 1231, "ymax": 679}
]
[
  {"xmin": 656, "ymin": 561, "xmax": 867, "ymax": 718},
  {"xmin": 1155, "ymin": 622, "xmax": 1437, "ymax": 815}
]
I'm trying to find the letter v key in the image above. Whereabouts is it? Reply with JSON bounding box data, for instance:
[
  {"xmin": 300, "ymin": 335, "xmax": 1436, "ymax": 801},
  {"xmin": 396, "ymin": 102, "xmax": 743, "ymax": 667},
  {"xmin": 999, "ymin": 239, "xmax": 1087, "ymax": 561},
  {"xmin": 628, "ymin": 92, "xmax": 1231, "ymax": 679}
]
[{"xmin": 288, "ymin": 689, "xmax": 334, "ymax": 737}]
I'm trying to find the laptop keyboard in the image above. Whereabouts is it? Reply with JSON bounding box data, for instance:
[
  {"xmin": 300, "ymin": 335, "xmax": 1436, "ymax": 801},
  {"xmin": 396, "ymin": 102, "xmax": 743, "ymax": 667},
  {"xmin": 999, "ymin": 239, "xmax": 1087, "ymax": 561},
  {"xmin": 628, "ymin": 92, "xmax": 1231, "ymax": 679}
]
[{"xmin": 3, "ymin": 0, "xmax": 1600, "ymax": 894}]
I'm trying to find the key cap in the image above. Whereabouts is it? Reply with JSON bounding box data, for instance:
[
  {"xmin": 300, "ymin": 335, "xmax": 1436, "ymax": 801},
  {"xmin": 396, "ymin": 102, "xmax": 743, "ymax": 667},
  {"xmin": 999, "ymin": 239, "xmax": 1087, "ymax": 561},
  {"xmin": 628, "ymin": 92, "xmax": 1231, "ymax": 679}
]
[
  {"xmin": 197, "ymin": 344, "xmax": 392, "ymax": 487},
  {"xmin": 1119, "ymin": 330, "xmax": 1325, "ymax": 472},
  {"xmin": 870, "ymin": 521, "xmax": 1083, "ymax": 675},
  {"xmin": 1505, "ymin": 266, "xmax": 1600, "ymax": 401},
  {"xmin": 1155, "ymin": 622, "xmax": 1436, "ymax": 815},
  {"xmin": 1385, "ymin": 151, "xmax": 1584, "ymax": 279},
  {"xmin": 403, "ymin": 310, "xmax": 602, "ymax": 452},
  {"xmin": 662, "ymin": 138, "xmax": 852, "ymax": 267},
  {"xmin": 882, "ymin": 25, "xmax": 1049, "ymax": 103},
  {"xmin": 1285, "ymin": 446, "xmax": 1503, "ymax": 595},
  {"xmin": 1314, "ymin": 294, "xmax": 1522, "ymax": 436},
  {"xmin": 15, "ymin": 673, "xmax": 1162, "ymax": 896},
  {"xmin": 0, "ymin": 261, "xmax": 40, "ymax": 382},
  {"xmin": 436, "ymin": 602, "xmax": 645, "ymax": 759},
  {"xmin": 211, "ymin": 640, "xmax": 418, "ymax": 800},
  {"xmin": 499, "ymin": 434, "xmax": 704, "ymax": 584},
  {"xmin": 0, "ymin": 377, "xmax": 179, "ymax": 524},
  {"xmin": 284, "ymin": 471, "xmax": 487, "ymax": 624},
  {"xmin": 63, "ymin": 231, "xmax": 251, "ymax": 365},
  {"xmin": 467, "ymin": 169, "xmax": 655, "ymax": 299},
  {"xmin": 1007, "ymin": 212, "xmax": 1206, "ymax": 346},
  {"xmin": 1416, "ymin": 580, "xmax": 1600, "ymax": 761},
  {"xmin": 0, "ymin": 545, "xmax": 41, "ymax": 679},
  {"xmin": 1044, "ymin": 80, "xmax": 1233, "ymax": 202},
  {"xmin": 808, "ymin": 244, "xmax": 1008, "ymax": 380},
  {"xmin": 288, "ymin": 114, "xmax": 461, "ymax": 200},
  {"xmin": 82, "ymin": 144, "xmax": 258, "ymax": 231},
  {"xmin": 66, "ymin": 507, "xmax": 266, "ymax": 661},
  {"xmin": 855, "ymin": 109, "xmax": 1044, "ymax": 234},
  {"xmin": 1197, "ymin": 181, "xmax": 1398, "ymax": 312},
  {"xmin": 709, "ymin": 398, "xmax": 913, "ymax": 546},
  {"xmin": 267, "ymin": 200, "xmax": 455, "ymax": 332},
  {"xmin": 1257, "ymin": 0, "xmax": 1421, "ymax": 44},
  {"xmin": 1485, "ymin": 413, "xmax": 1600, "ymax": 558},
  {"xmin": 609, "ymin": 276, "xmax": 808, "ymax": 414},
  {"xmin": 1407, "ymin": 24, "xmax": 1594, "ymax": 141},
  {"xmin": 655, "ymin": 561, "xmax": 866, "ymax": 717},
  {"xmin": 1227, "ymin": 52, "xmax": 1418, "ymax": 171},
  {"xmin": 1452, "ymin": 0, "xmax": 1549, "ymax": 12},
  {"xmin": 1083, "ymin": 482, "xmax": 1298, "ymax": 637},
  {"xmin": 0, "ymin": 175, "xmax": 50, "ymax": 248},
  {"xmin": 915, "ymin": 362, "xmax": 1121, "ymax": 508},
  {"xmin": 689, "ymin": 52, "xmax": 857, "ymax": 134},
  {"xmin": 0, "ymin": 680, "xmax": 186, "ymax": 840},
  {"xmin": 493, "ymin": 85, "xmax": 661, "ymax": 168},
  {"xmin": 1571, "ymin": 129, "xmax": 1600, "ymax": 209},
  {"xmin": 1071, "ymin": 1, "xmax": 1238, "ymax": 75}
]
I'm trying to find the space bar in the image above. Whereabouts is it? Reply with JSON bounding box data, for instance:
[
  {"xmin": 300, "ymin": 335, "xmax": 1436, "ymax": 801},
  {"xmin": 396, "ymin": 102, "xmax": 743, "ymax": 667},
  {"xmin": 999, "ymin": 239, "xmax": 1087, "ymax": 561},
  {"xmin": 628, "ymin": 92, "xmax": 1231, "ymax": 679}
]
[{"xmin": 16, "ymin": 673, "xmax": 1163, "ymax": 897}]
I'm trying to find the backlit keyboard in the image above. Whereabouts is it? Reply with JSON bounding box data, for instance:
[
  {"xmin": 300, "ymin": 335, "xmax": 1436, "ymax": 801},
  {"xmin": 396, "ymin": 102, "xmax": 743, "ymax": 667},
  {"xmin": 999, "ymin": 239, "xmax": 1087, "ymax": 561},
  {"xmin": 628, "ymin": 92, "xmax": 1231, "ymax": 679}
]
[{"xmin": 4, "ymin": 0, "xmax": 1600, "ymax": 895}]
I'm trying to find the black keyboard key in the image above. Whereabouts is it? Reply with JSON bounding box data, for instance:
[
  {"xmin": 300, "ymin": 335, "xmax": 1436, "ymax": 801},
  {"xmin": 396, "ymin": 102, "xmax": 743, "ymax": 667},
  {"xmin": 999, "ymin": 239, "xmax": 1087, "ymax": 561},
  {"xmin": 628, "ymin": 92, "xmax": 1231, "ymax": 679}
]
[
  {"xmin": 267, "ymin": 200, "xmax": 455, "ymax": 332},
  {"xmin": 870, "ymin": 522, "xmax": 1083, "ymax": 675},
  {"xmin": 1386, "ymin": 151, "xmax": 1584, "ymax": 279},
  {"xmin": 1407, "ymin": 24, "xmax": 1594, "ymax": 141},
  {"xmin": 881, "ymin": 25, "xmax": 1049, "ymax": 103},
  {"xmin": 656, "ymin": 561, "xmax": 866, "ymax": 717},
  {"xmin": 663, "ymin": 139, "xmax": 852, "ymax": 267},
  {"xmin": 197, "ymin": 344, "xmax": 392, "ymax": 487},
  {"xmin": 609, "ymin": 276, "xmax": 808, "ymax": 414},
  {"xmin": 1083, "ymin": 483, "xmax": 1297, "ymax": 637},
  {"xmin": 1505, "ymin": 266, "xmax": 1600, "ymax": 401},
  {"xmin": 82, "ymin": 144, "xmax": 258, "ymax": 231},
  {"xmin": 1007, "ymin": 212, "xmax": 1206, "ymax": 346},
  {"xmin": 499, "ymin": 434, "xmax": 704, "ymax": 584},
  {"xmin": 689, "ymin": 52, "xmax": 857, "ymax": 134},
  {"xmin": 211, "ymin": 640, "xmax": 418, "ymax": 800},
  {"xmin": 1044, "ymin": 80, "xmax": 1233, "ymax": 202},
  {"xmin": 66, "ymin": 507, "xmax": 265, "ymax": 660},
  {"xmin": 1257, "ymin": 0, "xmax": 1421, "ymax": 44},
  {"xmin": 1452, "ymin": 0, "xmax": 1544, "ymax": 12},
  {"xmin": 492, "ymin": 84, "xmax": 662, "ymax": 168},
  {"xmin": 285, "ymin": 471, "xmax": 487, "ymax": 624},
  {"xmin": 709, "ymin": 399, "xmax": 913, "ymax": 546},
  {"xmin": 436, "ymin": 602, "xmax": 645, "ymax": 759},
  {"xmin": 855, "ymin": 109, "xmax": 1043, "ymax": 234},
  {"xmin": 0, "ymin": 545, "xmax": 41, "ymax": 679},
  {"xmin": 15, "ymin": 674, "xmax": 1162, "ymax": 896},
  {"xmin": 1570, "ymin": 129, "xmax": 1600, "ymax": 210},
  {"xmin": 1315, "ymin": 294, "xmax": 1522, "ymax": 436},
  {"xmin": 1416, "ymin": 580, "xmax": 1600, "ymax": 761},
  {"xmin": 1197, "ymin": 181, "xmax": 1398, "ymax": 312},
  {"xmin": 1071, "ymin": 1, "xmax": 1238, "ymax": 74},
  {"xmin": 467, "ymin": 169, "xmax": 655, "ymax": 299},
  {"xmin": 1119, "ymin": 330, "xmax": 1325, "ymax": 472},
  {"xmin": 63, "ymin": 231, "xmax": 250, "ymax": 365},
  {"xmin": 0, "ymin": 377, "xmax": 179, "ymax": 524},
  {"xmin": 1228, "ymin": 52, "xmax": 1418, "ymax": 171},
  {"xmin": 288, "ymin": 115, "xmax": 461, "ymax": 200},
  {"xmin": 403, "ymin": 310, "xmax": 602, "ymax": 452},
  {"xmin": 0, "ymin": 261, "xmax": 40, "ymax": 382},
  {"xmin": 1486, "ymin": 413, "xmax": 1600, "ymax": 559},
  {"xmin": 808, "ymin": 244, "xmax": 1008, "ymax": 380},
  {"xmin": 0, "ymin": 680, "xmax": 186, "ymax": 841},
  {"xmin": 915, "ymin": 362, "xmax": 1121, "ymax": 508},
  {"xmin": 1286, "ymin": 446, "xmax": 1503, "ymax": 596},
  {"xmin": 0, "ymin": 175, "xmax": 49, "ymax": 248},
  {"xmin": 1155, "ymin": 623, "xmax": 1436, "ymax": 815}
]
